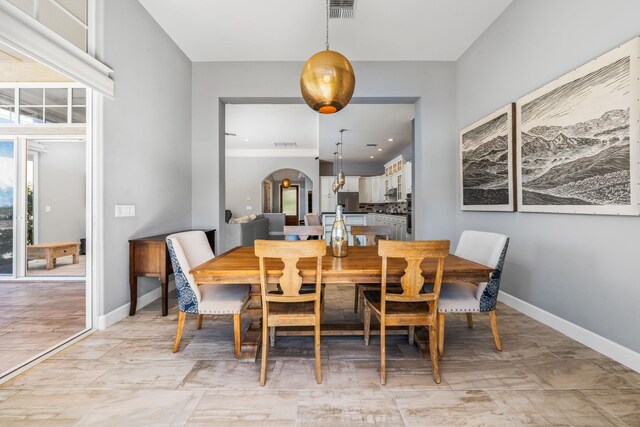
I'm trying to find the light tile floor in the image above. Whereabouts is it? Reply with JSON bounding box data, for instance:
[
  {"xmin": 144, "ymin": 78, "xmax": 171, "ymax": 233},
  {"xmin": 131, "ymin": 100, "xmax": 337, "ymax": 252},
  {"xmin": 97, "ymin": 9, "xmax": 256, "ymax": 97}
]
[
  {"xmin": 1, "ymin": 285, "xmax": 639, "ymax": 426},
  {"xmin": 0, "ymin": 280, "xmax": 86, "ymax": 375}
]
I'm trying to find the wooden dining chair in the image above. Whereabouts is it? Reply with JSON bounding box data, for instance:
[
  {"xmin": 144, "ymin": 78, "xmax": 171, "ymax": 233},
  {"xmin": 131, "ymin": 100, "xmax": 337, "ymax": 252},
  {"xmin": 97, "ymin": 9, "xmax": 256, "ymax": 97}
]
[
  {"xmin": 431, "ymin": 230, "xmax": 509, "ymax": 356},
  {"xmin": 254, "ymin": 239, "xmax": 326, "ymax": 386},
  {"xmin": 305, "ymin": 213, "xmax": 322, "ymax": 226},
  {"xmin": 281, "ymin": 225, "xmax": 326, "ymax": 330},
  {"xmin": 363, "ymin": 239, "xmax": 450, "ymax": 384},
  {"xmin": 283, "ymin": 225, "xmax": 325, "ymax": 241},
  {"xmin": 166, "ymin": 231, "xmax": 250, "ymax": 358},
  {"xmin": 350, "ymin": 225, "xmax": 392, "ymax": 315}
]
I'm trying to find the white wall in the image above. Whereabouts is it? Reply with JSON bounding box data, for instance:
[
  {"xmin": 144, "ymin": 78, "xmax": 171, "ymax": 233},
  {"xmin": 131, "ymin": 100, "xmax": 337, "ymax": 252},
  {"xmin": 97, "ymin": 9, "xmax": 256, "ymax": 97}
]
[
  {"xmin": 225, "ymin": 156, "xmax": 318, "ymax": 219},
  {"xmin": 456, "ymin": 0, "xmax": 640, "ymax": 352},
  {"xmin": 97, "ymin": 0, "xmax": 192, "ymax": 314},
  {"xmin": 193, "ymin": 61, "xmax": 457, "ymax": 252},
  {"xmin": 36, "ymin": 141, "xmax": 85, "ymax": 244}
]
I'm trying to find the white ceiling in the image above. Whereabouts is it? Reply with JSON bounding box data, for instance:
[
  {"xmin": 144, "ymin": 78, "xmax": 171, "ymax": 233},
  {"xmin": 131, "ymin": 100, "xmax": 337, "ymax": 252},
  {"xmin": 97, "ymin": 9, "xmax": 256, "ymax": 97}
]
[
  {"xmin": 225, "ymin": 103, "xmax": 414, "ymax": 163},
  {"xmin": 138, "ymin": 0, "xmax": 513, "ymax": 62}
]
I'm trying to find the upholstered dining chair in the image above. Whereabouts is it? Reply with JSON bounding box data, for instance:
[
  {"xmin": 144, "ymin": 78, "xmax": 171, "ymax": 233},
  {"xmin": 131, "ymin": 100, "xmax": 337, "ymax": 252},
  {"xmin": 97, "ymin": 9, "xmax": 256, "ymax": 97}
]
[
  {"xmin": 432, "ymin": 230, "xmax": 509, "ymax": 356},
  {"xmin": 255, "ymin": 239, "xmax": 326, "ymax": 386},
  {"xmin": 350, "ymin": 225, "xmax": 393, "ymax": 315},
  {"xmin": 363, "ymin": 240, "xmax": 450, "ymax": 384},
  {"xmin": 166, "ymin": 231, "xmax": 251, "ymax": 358}
]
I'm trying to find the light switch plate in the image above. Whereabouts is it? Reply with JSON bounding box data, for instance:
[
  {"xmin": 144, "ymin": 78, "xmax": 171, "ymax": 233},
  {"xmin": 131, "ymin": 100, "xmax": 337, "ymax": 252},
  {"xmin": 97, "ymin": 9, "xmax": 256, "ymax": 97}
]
[{"xmin": 115, "ymin": 205, "xmax": 136, "ymax": 217}]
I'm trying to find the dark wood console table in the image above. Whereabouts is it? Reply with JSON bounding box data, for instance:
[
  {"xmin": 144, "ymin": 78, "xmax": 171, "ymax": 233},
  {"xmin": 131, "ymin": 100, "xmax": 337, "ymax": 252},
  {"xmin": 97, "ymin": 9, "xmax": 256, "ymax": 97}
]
[{"xmin": 129, "ymin": 229, "xmax": 215, "ymax": 316}]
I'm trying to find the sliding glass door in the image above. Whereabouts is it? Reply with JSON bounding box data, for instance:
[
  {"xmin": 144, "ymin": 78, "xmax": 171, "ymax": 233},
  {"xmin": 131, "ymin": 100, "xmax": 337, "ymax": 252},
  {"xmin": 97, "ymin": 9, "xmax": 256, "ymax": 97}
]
[{"xmin": 0, "ymin": 140, "xmax": 15, "ymax": 276}]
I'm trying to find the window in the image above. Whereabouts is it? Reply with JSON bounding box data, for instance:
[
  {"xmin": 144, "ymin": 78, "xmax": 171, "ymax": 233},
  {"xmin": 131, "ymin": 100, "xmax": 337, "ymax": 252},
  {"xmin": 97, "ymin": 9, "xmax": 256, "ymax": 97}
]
[
  {"xmin": 0, "ymin": 87, "xmax": 86, "ymax": 126},
  {"xmin": 0, "ymin": 90, "xmax": 16, "ymax": 124},
  {"xmin": 8, "ymin": 0, "xmax": 88, "ymax": 51}
]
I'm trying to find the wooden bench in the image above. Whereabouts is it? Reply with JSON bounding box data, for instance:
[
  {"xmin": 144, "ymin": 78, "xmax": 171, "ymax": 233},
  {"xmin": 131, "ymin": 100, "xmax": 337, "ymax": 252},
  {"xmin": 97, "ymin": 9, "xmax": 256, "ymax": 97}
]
[{"xmin": 27, "ymin": 242, "xmax": 80, "ymax": 270}]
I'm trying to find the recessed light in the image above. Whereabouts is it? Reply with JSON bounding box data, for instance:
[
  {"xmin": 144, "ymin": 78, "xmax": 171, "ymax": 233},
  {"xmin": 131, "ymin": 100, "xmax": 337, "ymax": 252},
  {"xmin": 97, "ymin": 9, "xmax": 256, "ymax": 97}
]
[
  {"xmin": 370, "ymin": 155, "xmax": 374, "ymax": 159},
  {"xmin": 339, "ymin": 156, "xmax": 343, "ymax": 159},
  {"xmin": 244, "ymin": 138, "xmax": 249, "ymax": 142},
  {"xmin": 377, "ymin": 148, "xmax": 382, "ymax": 151},
  {"xmin": 388, "ymin": 138, "xmax": 394, "ymax": 142}
]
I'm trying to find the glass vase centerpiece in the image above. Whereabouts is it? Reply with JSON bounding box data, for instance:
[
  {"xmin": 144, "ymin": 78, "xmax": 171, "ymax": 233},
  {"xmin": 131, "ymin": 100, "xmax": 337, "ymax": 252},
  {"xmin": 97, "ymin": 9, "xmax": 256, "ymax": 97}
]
[{"xmin": 330, "ymin": 205, "xmax": 348, "ymax": 257}]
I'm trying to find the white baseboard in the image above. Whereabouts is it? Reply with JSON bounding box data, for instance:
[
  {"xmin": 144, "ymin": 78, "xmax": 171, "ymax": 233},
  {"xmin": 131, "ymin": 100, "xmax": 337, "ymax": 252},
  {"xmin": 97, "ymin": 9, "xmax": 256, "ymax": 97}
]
[
  {"xmin": 98, "ymin": 280, "xmax": 175, "ymax": 330},
  {"xmin": 499, "ymin": 290, "xmax": 640, "ymax": 373}
]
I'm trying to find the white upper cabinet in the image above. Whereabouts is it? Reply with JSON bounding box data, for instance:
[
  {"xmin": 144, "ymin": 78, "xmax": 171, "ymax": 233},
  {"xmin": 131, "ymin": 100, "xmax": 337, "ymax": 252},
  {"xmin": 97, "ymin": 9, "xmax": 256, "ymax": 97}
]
[
  {"xmin": 338, "ymin": 176, "xmax": 361, "ymax": 193},
  {"xmin": 403, "ymin": 161, "xmax": 412, "ymax": 195}
]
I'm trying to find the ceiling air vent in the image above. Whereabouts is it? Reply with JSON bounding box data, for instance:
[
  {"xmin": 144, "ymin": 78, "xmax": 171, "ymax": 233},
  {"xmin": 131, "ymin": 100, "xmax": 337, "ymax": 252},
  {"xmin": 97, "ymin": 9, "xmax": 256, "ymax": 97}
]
[
  {"xmin": 329, "ymin": 0, "xmax": 356, "ymax": 19},
  {"xmin": 274, "ymin": 142, "xmax": 298, "ymax": 148},
  {"xmin": 365, "ymin": 144, "xmax": 378, "ymax": 147}
]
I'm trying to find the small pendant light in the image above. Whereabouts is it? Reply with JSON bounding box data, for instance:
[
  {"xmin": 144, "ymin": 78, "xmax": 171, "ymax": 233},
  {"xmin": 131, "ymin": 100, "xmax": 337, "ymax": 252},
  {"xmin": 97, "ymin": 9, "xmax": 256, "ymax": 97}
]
[{"xmin": 337, "ymin": 129, "xmax": 346, "ymax": 187}]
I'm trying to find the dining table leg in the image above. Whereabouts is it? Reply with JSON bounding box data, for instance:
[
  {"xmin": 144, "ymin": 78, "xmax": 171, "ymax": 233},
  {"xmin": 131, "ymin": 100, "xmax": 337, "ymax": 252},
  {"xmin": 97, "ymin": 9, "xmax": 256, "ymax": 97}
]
[
  {"xmin": 413, "ymin": 326, "xmax": 432, "ymax": 360},
  {"xmin": 239, "ymin": 282, "xmax": 263, "ymax": 362}
]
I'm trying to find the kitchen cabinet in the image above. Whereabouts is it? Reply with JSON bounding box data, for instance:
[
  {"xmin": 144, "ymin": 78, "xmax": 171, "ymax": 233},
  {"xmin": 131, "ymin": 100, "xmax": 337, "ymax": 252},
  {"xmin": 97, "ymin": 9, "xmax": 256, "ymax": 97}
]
[
  {"xmin": 338, "ymin": 176, "xmax": 361, "ymax": 193},
  {"xmin": 320, "ymin": 177, "xmax": 336, "ymax": 212},
  {"xmin": 372, "ymin": 176, "xmax": 384, "ymax": 203},
  {"xmin": 366, "ymin": 213, "xmax": 408, "ymax": 241},
  {"xmin": 359, "ymin": 177, "xmax": 372, "ymax": 203},
  {"xmin": 403, "ymin": 161, "xmax": 412, "ymax": 195}
]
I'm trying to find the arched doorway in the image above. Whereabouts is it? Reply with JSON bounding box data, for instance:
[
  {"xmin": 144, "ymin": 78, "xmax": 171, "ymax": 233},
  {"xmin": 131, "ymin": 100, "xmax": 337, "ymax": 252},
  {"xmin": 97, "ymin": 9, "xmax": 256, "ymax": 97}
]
[{"xmin": 262, "ymin": 169, "xmax": 313, "ymax": 225}]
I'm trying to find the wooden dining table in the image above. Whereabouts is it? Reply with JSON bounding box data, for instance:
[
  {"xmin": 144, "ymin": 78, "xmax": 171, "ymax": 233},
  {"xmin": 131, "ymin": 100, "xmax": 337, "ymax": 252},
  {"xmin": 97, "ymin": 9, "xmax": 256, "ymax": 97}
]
[{"xmin": 191, "ymin": 245, "xmax": 494, "ymax": 362}]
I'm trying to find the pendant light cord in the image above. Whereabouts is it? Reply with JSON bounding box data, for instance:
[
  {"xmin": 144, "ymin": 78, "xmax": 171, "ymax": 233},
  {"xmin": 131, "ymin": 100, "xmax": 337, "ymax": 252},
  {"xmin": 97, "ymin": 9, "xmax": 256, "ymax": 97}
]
[{"xmin": 325, "ymin": 0, "xmax": 330, "ymax": 50}]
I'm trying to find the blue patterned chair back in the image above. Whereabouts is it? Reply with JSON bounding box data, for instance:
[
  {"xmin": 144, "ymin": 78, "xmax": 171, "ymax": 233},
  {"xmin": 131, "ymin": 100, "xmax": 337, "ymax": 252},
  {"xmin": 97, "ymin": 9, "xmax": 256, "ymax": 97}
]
[
  {"xmin": 166, "ymin": 231, "xmax": 214, "ymax": 314},
  {"xmin": 479, "ymin": 238, "xmax": 509, "ymax": 311}
]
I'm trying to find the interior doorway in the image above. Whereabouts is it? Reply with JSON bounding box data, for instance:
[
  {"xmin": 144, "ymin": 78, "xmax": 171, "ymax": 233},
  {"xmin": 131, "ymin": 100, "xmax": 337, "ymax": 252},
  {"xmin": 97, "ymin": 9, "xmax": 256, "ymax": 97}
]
[{"xmin": 280, "ymin": 184, "xmax": 299, "ymax": 225}]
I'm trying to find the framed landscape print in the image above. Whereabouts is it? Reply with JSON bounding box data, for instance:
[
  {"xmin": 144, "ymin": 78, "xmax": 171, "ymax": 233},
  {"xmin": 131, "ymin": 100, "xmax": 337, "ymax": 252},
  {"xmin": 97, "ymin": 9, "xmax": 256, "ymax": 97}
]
[
  {"xmin": 460, "ymin": 104, "xmax": 516, "ymax": 211},
  {"xmin": 516, "ymin": 37, "xmax": 640, "ymax": 215}
]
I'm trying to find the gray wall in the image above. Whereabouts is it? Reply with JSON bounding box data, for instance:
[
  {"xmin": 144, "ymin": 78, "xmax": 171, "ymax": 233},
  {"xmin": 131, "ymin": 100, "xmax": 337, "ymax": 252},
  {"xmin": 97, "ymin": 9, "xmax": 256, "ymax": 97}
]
[
  {"xmin": 320, "ymin": 160, "xmax": 385, "ymax": 177},
  {"xmin": 193, "ymin": 61, "xmax": 457, "ymax": 252},
  {"xmin": 36, "ymin": 141, "xmax": 85, "ymax": 244},
  {"xmin": 97, "ymin": 0, "xmax": 192, "ymax": 314},
  {"xmin": 225, "ymin": 155, "xmax": 318, "ymax": 220},
  {"xmin": 456, "ymin": 0, "xmax": 640, "ymax": 352}
]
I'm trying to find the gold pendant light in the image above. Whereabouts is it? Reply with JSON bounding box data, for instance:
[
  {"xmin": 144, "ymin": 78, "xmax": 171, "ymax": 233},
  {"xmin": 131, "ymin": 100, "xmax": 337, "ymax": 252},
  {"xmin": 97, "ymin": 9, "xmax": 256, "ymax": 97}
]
[
  {"xmin": 300, "ymin": 0, "xmax": 355, "ymax": 115},
  {"xmin": 281, "ymin": 178, "xmax": 291, "ymax": 188}
]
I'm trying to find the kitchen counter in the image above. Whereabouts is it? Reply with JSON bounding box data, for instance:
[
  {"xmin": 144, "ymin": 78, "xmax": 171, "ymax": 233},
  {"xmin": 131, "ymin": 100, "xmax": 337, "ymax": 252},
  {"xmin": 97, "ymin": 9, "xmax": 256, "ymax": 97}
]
[{"xmin": 321, "ymin": 213, "xmax": 410, "ymax": 242}]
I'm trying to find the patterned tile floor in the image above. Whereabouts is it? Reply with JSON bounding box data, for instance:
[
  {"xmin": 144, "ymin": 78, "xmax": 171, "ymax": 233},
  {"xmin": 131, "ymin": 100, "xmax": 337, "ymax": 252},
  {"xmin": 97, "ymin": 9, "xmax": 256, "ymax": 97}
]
[{"xmin": 1, "ymin": 285, "xmax": 639, "ymax": 426}]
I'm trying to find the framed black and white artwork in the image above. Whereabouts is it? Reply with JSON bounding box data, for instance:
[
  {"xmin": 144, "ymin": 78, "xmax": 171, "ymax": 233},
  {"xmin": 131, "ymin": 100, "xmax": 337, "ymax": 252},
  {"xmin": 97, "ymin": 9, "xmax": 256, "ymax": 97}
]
[
  {"xmin": 460, "ymin": 104, "xmax": 516, "ymax": 211},
  {"xmin": 516, "ymin": 37, "xmax": 640, "ymax": 215}
]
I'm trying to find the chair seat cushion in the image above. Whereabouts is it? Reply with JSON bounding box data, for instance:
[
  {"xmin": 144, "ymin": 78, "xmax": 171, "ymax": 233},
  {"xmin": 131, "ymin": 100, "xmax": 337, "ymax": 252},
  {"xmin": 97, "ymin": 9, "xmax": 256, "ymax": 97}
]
[
  {"xmin": 268, "ymin": 301, "xmax": 315, "ymax": 316},
  {"xmin": 362, "ymin": 290, "xmax": 433, "ymax": 317},
  {"xmin": 198, "ymin": 284, "xmax": 251, "ymax": 314},
  {"xmin": 423, "ymin": 282, "xmax": 481, "ymax": 313}
]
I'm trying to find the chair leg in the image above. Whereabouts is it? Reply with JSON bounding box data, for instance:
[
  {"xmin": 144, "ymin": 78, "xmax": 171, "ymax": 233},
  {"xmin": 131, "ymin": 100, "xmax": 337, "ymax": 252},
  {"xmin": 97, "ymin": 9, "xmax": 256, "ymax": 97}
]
[
  {"xmin": 380, "ymin": 319, "xmax": 386, "ymax": 385},
  {"xmin": 363, "ymin": 304, "xmax": 371, "ymax": 346},
  {"xmin": 489, "ymin": 310, "xmax": 502, "ymax": 351},
  {"xmin": 466, "ymin": 313, "xmax": 473, "ymax": 329},
  {"xmin": 354, "ymin": 284, "xmax": 360, "ymax": 313},
  {"xmin": 172, "ymin": 311, "xmax": 186, "ymax": 353},
  {"xmin": 196, "ymin": 314, "xmax": 203, "ymax": 330},
  {"xmin": 429, "ymin": 324, "xmax": 441, "ymax": 384},
  {"xmin": 233, "ymin": 313, "xmax": 241, "ymax": 359},
  {"xmin": 315, "ymin": 308, "xmax": 322, "ymax": 384},
  {"xmin": 260, "ymin": 318, "xmax": 269, "ymax": 386},
  {"xmin": 437, "ymin": 312, "xmax": 445, "ymax": 358},
  {"xmin": 270, "ymin": 326, "xmax": 276, "ymax": 347},
  {"xmin": 408, "ymin": 326, "xmax": 415, "ymax": 345}
]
